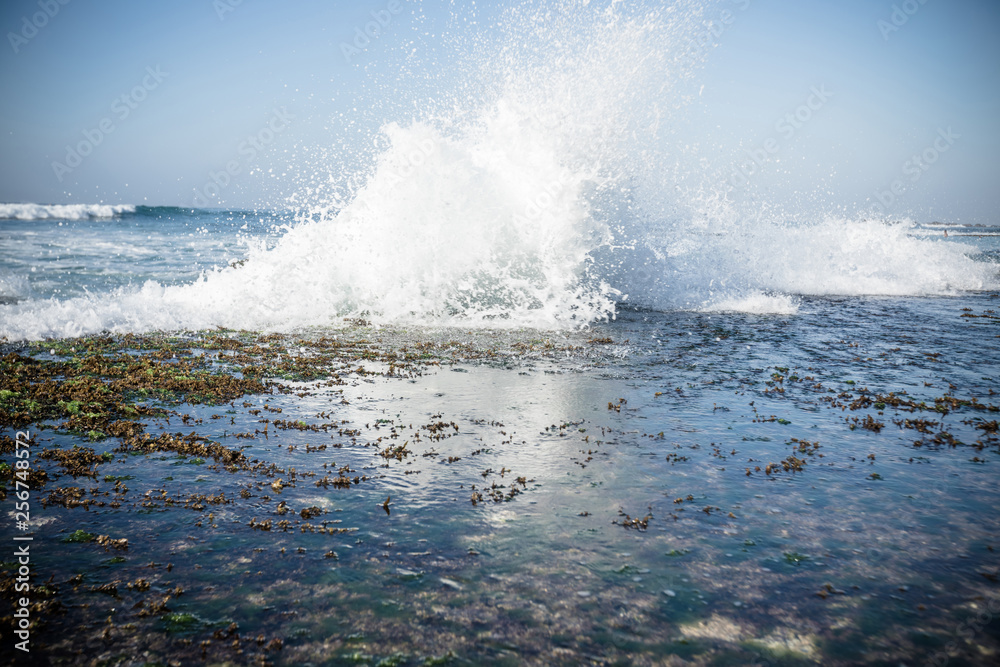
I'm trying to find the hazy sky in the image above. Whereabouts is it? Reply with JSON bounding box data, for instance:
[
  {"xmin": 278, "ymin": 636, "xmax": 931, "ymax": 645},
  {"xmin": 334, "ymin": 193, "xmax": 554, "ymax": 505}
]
[{"xmin": 1, "ymin": 0, "xmax": 997, "ymax": 224}]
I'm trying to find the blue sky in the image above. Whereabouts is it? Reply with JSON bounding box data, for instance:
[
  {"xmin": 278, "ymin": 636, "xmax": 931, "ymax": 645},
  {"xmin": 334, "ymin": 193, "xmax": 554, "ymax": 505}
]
[{"xmin": 1, "ymin": 0, "xmax": 997, "ymax": 223}]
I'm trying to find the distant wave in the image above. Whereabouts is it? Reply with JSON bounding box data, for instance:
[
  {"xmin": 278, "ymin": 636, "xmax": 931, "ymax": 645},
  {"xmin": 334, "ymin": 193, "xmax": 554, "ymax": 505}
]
[
  {"xmin": 0, "ymin": 203, "xmax": 250, "ymax": 221},
  {"xmin": 0, "ymin": 203, "xmax": 137, "ymax": 221}
]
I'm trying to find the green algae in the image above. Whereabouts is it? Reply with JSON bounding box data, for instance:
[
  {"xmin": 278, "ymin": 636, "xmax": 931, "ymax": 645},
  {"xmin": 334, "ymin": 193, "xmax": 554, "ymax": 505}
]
[
  {"xmin": 62, "ymin": 529, "xmax": 96, "ymax": 543},
  {"xmin": 160, "ymin": 612, "xmax": 203, "ymax": 634},
  {"xmin": 783, "ymin": 552, "xmax": 810, "ymax": 566},
  {"xmin": 1, "ymin": 316, "xmax": 999, "ymax": 666}
]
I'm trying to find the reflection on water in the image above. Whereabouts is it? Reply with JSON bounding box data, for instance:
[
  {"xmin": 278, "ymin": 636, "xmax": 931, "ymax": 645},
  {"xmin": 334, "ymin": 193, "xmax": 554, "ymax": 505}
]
[{"xmin": 2, "ymin": 295, "xmax": 999, "ymax": 665}]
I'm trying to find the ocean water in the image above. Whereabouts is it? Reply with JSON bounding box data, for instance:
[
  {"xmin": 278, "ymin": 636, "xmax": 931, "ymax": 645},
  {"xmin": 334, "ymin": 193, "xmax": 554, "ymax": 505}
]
[
  {"xmin": 2, "ymin": 258, "xmax": 1000, "ymax": 664},
  {"xmin": 2, "ymin": 0, "xmax": 1000, "ymax": 664},
  {"xmin": 1, "ymin": 204, "xmax": 997, "ymax": 340}
]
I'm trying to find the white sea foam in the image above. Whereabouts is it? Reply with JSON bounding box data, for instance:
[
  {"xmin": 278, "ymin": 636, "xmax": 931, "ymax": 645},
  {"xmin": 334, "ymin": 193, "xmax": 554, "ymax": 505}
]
[
  {"xmin": 630, "ymin": 216, "xmax": 996, "ymax": 313},
  {"xmin": 1, "ymin": 0, "xmax": 996, "ymax": 341},
  {"xmin": 0, "ymin": 203, "xmax": 136, "ymax": 221},
  {"xmin": 700, "ymin": 292, "xmax": 800, "ymax": 316}
]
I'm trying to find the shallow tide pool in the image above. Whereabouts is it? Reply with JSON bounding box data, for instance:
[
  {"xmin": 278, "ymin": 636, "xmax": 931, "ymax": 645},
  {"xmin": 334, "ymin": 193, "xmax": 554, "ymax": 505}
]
[{"xmin": 2, "ymin": 294, "xmax": 999, "ymax": 666}]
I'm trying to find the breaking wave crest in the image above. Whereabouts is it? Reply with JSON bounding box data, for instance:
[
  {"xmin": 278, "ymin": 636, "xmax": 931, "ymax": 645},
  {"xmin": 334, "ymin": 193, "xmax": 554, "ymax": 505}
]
[{"xmin": 0, "ymin": 203, "xmax": 137, "ymax": 221}]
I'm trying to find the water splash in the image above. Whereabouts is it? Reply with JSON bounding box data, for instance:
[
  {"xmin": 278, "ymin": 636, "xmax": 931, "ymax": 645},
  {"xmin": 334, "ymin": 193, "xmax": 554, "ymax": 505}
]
[{"xmin": 1, "ymin": 0, "xmax": 995, "ymax": 340}]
